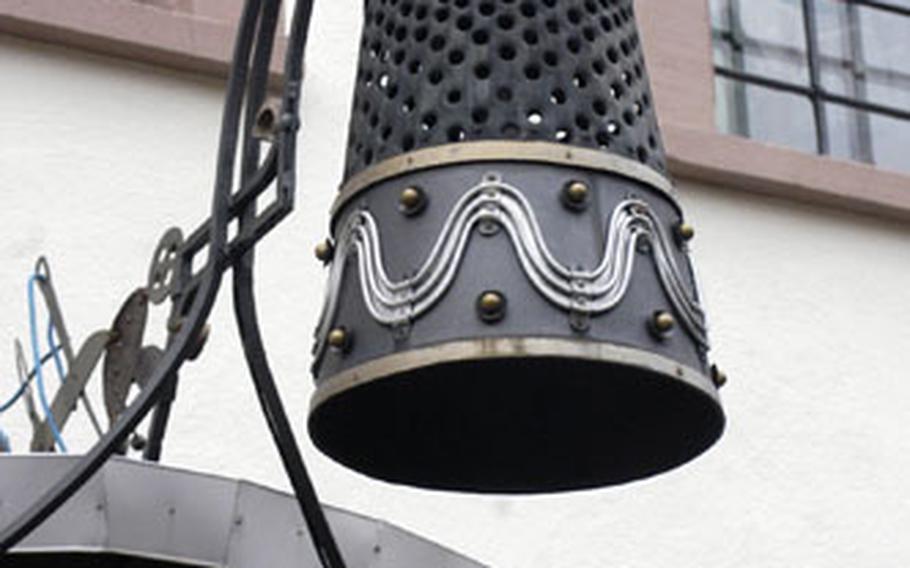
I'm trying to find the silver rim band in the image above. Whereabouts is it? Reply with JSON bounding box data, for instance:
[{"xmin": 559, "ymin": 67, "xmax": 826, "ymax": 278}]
[
  {"xmin": 311, "ymin": 336, "xmax": 718, "ymax": 412},
  {"xmin": 332, "ymin": 141, "xmax": 677, "ymax": 216}
]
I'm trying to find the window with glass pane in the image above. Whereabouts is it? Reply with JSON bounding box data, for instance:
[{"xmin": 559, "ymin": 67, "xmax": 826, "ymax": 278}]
[{"xmin": 710, "ymin": 0, "xmax": 910, "ymax": 174}]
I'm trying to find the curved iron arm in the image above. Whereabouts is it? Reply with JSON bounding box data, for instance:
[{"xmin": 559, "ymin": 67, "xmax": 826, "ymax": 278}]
[{"xmin": 0, "ymin": 0, "xmax": 344, "ymax": 568}]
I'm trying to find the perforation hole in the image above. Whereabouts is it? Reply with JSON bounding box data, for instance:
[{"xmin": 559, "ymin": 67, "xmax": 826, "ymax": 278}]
[
  {"xmin": 447, "ymin": 125, "xmax": 467, "ymax": 142},
  {"xmin": 498, "ymin": 43, "xmax": 517, "ymax": 60},
  {"xmin": 497, "ymin": 13, "xmax": 516, "ymax": 30},
  {"xmin": 421, "ymin": 113, "xmax": 437, "ymax": 131},
  {"xmin": 346, "ymin": 0, "xmax": 666, "ymax": 177},
  {"xmin": 550, "ymin": 88, "xmax": 567, "ymax": 105},
  {"xmin": 430, "ymin": 35, "xmax": 447, "ymax": 51}
]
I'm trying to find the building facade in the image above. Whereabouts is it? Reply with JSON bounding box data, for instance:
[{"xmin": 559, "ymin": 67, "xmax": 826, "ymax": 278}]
[{"xmin": 1, "ymin": 1, "xmax": 909, "ymax": 566}]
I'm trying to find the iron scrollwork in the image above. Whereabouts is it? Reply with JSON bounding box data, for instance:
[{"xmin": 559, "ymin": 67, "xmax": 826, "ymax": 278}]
[{"xmin": 0, "ymin": 1, "xmax": 347, "ymax": 567}]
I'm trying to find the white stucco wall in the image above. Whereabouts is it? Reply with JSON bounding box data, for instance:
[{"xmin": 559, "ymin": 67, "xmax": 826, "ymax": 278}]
[{"xmin": 2, "ymin": 6, "xmax": 910, "ymax": 566}]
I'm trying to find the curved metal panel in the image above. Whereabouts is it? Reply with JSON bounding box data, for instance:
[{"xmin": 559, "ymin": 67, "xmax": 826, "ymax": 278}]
[{"xmin": 0, "ymin": 456, "xmax": 486, "ymax": 568}]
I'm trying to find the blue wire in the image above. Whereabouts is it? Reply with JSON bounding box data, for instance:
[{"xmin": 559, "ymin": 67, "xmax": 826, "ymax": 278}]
[
  {"xmin": 27, "ymin": 274, "xmax": 67, "ymax": 453},
  {"xmin": 47, "ymin": 320, "xmax": 67, "ymax": 384},
  {"xmin": 0, "ymin": 346, "xmax": 63, "ymax": 413},
  {"xmin": 0, "ymin": 427, "xmax": 9, "ymax": 453},
  {"xmin": 0, "ymin": 380, "xmax": 31, "ymax": 414}
]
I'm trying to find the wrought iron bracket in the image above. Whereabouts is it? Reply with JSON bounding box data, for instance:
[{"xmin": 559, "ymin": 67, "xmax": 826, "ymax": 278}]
[{"xmin": 0, "ymin": 1, "xmax": 346, "ymax": 567}]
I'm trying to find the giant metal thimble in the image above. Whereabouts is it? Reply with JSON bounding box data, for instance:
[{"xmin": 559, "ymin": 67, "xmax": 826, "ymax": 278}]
[{"xmin": 308, "ymin": 0, "xmax": 724, "ymax": 493}]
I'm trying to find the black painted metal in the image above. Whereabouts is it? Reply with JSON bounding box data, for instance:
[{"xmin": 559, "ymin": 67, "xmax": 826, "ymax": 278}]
[
  {"xmin": 311, "ymin": 0, "xmax": 723, "ymax": 493},
  {"xmin": 344, "ymin": 0, "xmax": 666, "ymax": 180},
  {"xmin": 310, "ymin": 162, "xmax": 723, "ymax": 493},
  {"xmin": 0, "ymin": 2, "xmax": 346, "ymax": 566}
]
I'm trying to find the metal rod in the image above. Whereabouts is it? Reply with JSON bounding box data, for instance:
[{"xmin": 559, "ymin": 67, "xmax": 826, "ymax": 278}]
[
  {"xmin": 232, "ymin": 0, "xmax": 346, "ymax": 566},
  {"xmin": 853, "ymin": 0, "xmax": 910, "ymax": 18},
  {"xmin": 802, "ymin": 0, "xmax": 830, "ymax": 154},
  {"xmin": 34, "ymin": 267, "xmax": 104, "ymax": 438},
  {"xmin": 714, "ymin": 67, "xmax": 910, "ymax": 123},
  {"xmin": 845, "ymin": 1, "xmax": 874, "ymax": 163},
  {"xmin": 142, "ymin": 372, "xmax": 177, "ymax": 462}
]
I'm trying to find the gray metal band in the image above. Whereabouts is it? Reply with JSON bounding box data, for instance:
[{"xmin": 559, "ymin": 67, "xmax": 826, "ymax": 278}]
[
  {"xmin": 332, "ymin": 141, "xmax": 677, "ymax": 218},
  {"xmin": 312, "ymin": 336, "xmax": 718, "ymax": 412},
  {"xmin": 315, "ymin": 175, "xmax": 705, "ymax": 362}
]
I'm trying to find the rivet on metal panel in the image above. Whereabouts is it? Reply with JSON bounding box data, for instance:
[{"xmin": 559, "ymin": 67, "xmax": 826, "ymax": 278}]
[
  {"xmin": 650, "ymin": 310, "xmax": 675, "ymax": 339},
  {"xmin": 398, "ymin": 186, "xmax": 427, "ymax": 216},
  {"xmin": 315, "ymin": 239, "xmax": 335, "ymax": 263},
  {"xmin": 476, "ymin": 291, "xmax": 507, "ymax": 323},
  {"xmin": 711, "ymin": 364, "xmax": 728, "ymax": 388},
  {"xmin": 328, "ymin": 327, "xmax": 353, "ymax": 353},
  {"xmin": 676, "ymin": 222, "xmax": 695, "ymax": 243},
  {"xmin": 561, "ymin": 180, "xmax": 591, "ymax": 211}
]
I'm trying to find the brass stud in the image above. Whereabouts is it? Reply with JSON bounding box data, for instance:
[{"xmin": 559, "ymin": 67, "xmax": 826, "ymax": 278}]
[
  {"xmin": 476, "ymin": 290, "xmax": 507, "ymax": 323},
  {"xmin": 652, "ymin": 311, "xmax": 675, "ymax": 335},
  {"xmin": 710, "ymin": 364, "xmax": 727, "ymax": 388},
  {"xmin": 677, "ymin": 222, "xmax": 695, "ymax": 242},
  {"xmin": 327, "ymin": 327, "xmax": 350, "ymax": 351},
  {"xmin": 399, "ymin": 186, "xmax": 426, "ymax": 215},
  {"xmin": 562, "ymin": 180, "xmax": 591, "ymax": 210},
  {"xmin": 314, "ymin": 239, "xmax": 334, "ymax": 263},
  {"xmin": 566, "ymin": 181, "xmax": 589, "ymax": 203}
]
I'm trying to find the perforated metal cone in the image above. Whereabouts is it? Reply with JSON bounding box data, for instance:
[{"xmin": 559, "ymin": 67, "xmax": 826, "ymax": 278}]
[{"xmin": 310, "ymin": 0, "xmax": 724, "ymax": 493}]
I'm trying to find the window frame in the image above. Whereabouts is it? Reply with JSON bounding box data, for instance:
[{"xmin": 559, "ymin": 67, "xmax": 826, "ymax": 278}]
[
  {"xmin": 712, "ymin": 0, "xmax": 910, "ymax": 163},
  {"xmin": 635, "ymin": 0, "xmax": 910, "ymax": 221}
]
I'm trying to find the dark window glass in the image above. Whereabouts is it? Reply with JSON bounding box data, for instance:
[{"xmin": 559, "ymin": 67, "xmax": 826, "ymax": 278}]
[{"xmin": 711, "ymin": 0, "xmax": 910, "ymax": 174}]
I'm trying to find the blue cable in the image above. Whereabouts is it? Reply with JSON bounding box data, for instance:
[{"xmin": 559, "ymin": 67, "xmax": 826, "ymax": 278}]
[
  {"xmin": 0, "ymin": 427, "xmax": 9, "ymax": 453},
  {"xmin": 27, "ymin": 274, "xmax": 67, "ymax": 453},
  {"xmin": 0, "ymin": 347, "xmax": 62, "ymax": 413},
  {"xmin": 0, "ymin": 380, "xmax": 31, "ymax": 414},
  {"xmin": 47, "ymin": 320, "xmax": 67, "ymax": 384}
]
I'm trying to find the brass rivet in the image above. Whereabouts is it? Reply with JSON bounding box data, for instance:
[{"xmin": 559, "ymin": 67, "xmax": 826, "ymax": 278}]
[
  {"xmin": 677, "ymin": 223, "xmax": 695, "ymax": 242},
  {"xmin": 711, "ymin": 364, "xmax": 727, "ymax": 388},
  {"xmin": 399, "ymin": 186, "xmax": 426, "ymax": 215},
  {"xmin": 562, "ymin": 180, "xmax": 590, "ymax": 210},
  {"xmin": 566, "ymin": 181, "xmax": 589, "ymax": 203},
  {"xmin": 314, "ymin": 239, "xmax": 334, "ymax": 263},
  {"xmin": 476, "ymin": 291, "xmax": 507, "ymax": 323},
  {"xmin": 653, "ymin": 311, "xmax": 675, "ymax": 334},
  {"xmin": 328, "ymin": 328, "xmax": 349, "ymax": 350}
]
